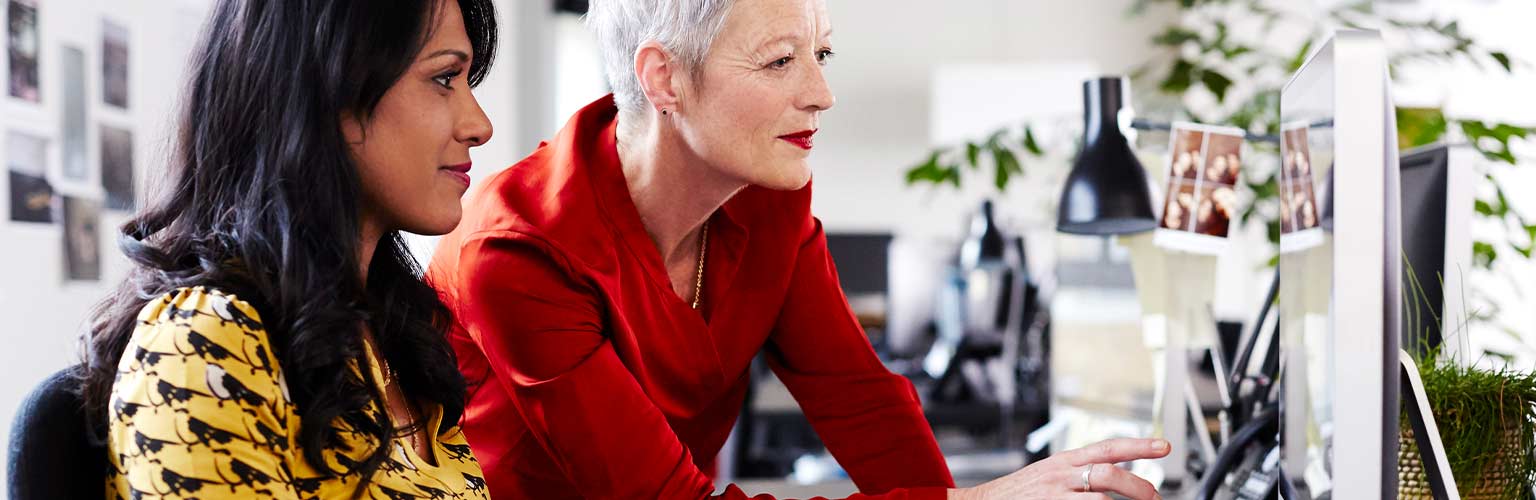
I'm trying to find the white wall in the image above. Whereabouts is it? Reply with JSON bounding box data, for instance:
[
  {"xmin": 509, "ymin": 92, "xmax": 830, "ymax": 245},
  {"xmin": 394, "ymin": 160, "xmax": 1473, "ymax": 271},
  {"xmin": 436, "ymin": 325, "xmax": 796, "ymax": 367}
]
[{"xmin": 0, "ymin": 0, "xmax": 210, "ymax": 483}]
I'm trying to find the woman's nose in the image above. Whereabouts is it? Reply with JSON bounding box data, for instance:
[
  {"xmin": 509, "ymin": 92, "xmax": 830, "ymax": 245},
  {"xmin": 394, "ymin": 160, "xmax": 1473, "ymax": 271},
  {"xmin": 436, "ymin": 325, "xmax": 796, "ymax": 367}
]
[
  {"xmin": 457, "ymin": 92, "xmax": 494, "ymax": 147},
  {"xmin": 801, "ymin": 66, "xmax": 835, "ymax": 112}
]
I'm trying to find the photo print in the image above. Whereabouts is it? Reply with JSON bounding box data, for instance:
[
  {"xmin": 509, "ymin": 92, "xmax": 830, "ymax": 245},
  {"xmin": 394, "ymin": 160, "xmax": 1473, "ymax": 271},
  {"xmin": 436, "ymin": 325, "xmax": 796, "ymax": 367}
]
[
  {"xmin": 7, "ymin": 131, "xmax": 53, "ymax": 222},
  {"xmin": 1155, "ymin": 122, "xmax": 1246, "ymax": 253},
  {"xmin": 1279, "ymin": 123, "xmax": 1320, "ymax": 235},
  {"xmin": 102, "ymin": 19, "xmax": 128, "ymax": 109},
  {"xmin": 7, "ymin": 0, "xmax": 40, "ymax": 102},
  {"xmin": 100, "ymin": 125, "xmax": 133, "ymax": 210},
  {"xmin": 60, "ymin": 45, "xmax": 89, "ymax": 182},
  {"xmin": 63, "ymin": 196, "xmax": 101, "ymax": 281}
]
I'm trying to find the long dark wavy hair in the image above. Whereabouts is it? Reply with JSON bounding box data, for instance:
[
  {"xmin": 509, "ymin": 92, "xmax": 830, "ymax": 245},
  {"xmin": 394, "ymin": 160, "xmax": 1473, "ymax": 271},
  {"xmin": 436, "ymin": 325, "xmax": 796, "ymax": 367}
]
[{"xmin": 79, "ymin": 0, "xmax": 496, "ymax": 492}]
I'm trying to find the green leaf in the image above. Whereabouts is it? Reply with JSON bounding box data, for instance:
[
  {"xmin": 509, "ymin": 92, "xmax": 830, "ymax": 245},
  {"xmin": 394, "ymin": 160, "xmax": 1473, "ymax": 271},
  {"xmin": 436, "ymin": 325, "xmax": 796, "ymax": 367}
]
[
  {"xmin": 1473, "ymin": 241, "xmax": 1498, "ymax": 269},
  {"xmin": 1396, "ymin": 107, "xmax": 1448, "ymax": 149},
  {"xmin": 1211, "ymin": 22, "xmax": 1230, "ymax": 51},
  {"xmin": 986, "ymin": 129, "xmax": 1007, "ymax": 148},
  {"xmin": 905, "ymin": 150, "xmax": 954, "ymax": 187},
  {"xmin": 965, "ymin": 142, "xmax": 981, "ymax": 169},
  {"xmin": 1496, "ymin": 186, "xmax": 1512, "ymax": 219},
  {"xmin": 1022, "ymin": 126, "xmax": 1044, "ymax": 156},
  {"xmin": 1461, "ymin": 120, "xmax": 1523, "ymax": 164},
  {"xmin": 1289, "ymin": 38, "xmax": 1315, "ymax": 72},
  {"xmin": 1491, "ymin": 51, "xmax": 1513, "ymax": 73},
  {"xmin": 1153, "ymin": 27, "xmax": 1201, "ymax": 47},
  {"xmin": 1492, "ymin": 123, "xmax": 1530, "ymax": 141},
  {"xmin": 1201, "ymin": 70, "xmax": 1234, "ymax": 102},
  {"xmin": 1222, "ymin": 45, "xmax": 1254, "ymax": 59},
  {"xmin": 1161, "ymin": 59, "xmax": 1197, "ymax": 94},
  {"xmin": 1475, "ymin": 199, "xmax": 1496, "ymax": 217},
  {"xmin": 992, "ymin": 146, "xmax": 1022, "ymax": 191}
]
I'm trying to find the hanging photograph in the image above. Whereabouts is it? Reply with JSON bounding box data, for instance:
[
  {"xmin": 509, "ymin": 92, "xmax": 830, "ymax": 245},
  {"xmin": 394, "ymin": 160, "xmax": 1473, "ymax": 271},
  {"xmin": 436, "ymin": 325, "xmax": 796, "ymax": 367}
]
[
  {"xmin": 7, "ymin": 131, "xmax": 53, "ymax": 223},
  {"xmin": 63, "ymin": 196, "xmax": 101, "ymax": 281},
  {"xmin": 1155, "ymin": 122, "xmax": 1246, "ymax": 254},
  {"xmin": 102, "ymin": 19, "xmax": 129, "ymax": 109},
  {"xmin": 7, "ymin": 0, "xmax": 40, "ymax": 102},
  {"xmin": 100, "ymin": 125, "xmax": 134, "ymax": 210},
  {"xmin": 60, "ymin": 45, "xmax": 89, "ymax": 182}
]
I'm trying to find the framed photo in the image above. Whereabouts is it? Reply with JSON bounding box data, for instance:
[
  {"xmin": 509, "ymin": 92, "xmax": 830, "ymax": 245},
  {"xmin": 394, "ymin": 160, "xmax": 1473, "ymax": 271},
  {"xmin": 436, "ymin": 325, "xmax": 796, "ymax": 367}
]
[
  {"xmin": 6, "ymin": 130, "xmax": 53, "ymax": 222},
  {"xmin": 63, "ymin": 196, "xmax": 101, "ymax": 281},
  {"xmin": 102, "ymin": 19, "xmax": 128, "ymax": 109},
  {"xmin": 1279, "ymin": 121, "xmax": 1324, "ymax": 253},
  {"xmin": 59, "ymin": 44, "xmax": 89, "ymax": 183},
  {"xmin": 100, "ymin": 125, "xmax": 133, "ymax": 210},
  {"xmin": 6, "ymin": 0, "xmax": 40, "ymax": 102},
  {"xmin": 1154, "ymin": 122, "xmax": 1246, "ymax": 254}
]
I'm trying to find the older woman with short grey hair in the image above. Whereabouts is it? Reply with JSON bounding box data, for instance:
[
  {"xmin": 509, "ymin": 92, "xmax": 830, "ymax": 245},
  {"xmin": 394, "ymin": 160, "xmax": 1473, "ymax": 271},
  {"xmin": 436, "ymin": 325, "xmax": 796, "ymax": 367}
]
[{"xmin": 429, "ymin": 0, "xmax": 1169, "ymax": 498}]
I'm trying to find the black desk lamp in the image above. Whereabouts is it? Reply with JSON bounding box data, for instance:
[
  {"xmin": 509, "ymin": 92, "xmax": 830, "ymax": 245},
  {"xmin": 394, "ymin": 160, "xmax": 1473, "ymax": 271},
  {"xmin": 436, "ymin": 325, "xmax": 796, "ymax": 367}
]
[{"xmin": 1056, "ymin": 77, "xmax": 1158, "ymax": 235}]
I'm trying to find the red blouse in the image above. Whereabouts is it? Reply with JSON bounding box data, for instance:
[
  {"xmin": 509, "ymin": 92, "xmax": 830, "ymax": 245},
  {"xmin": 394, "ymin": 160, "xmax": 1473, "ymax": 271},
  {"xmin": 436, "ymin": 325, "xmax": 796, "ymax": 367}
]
[{"xmin": 427, "ymin": 95, "xmax": 954, "ymax": 499}]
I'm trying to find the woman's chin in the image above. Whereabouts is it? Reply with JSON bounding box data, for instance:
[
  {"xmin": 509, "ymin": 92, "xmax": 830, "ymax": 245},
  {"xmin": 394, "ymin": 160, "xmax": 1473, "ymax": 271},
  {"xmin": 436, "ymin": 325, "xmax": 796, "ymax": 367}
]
[
  {"xmin": 404, "ymin": 209, "xmax": 464, "ymax": 237},
  {"xmin": 751, "ymin": 163, "xmax": 812, "ymax": 191}
]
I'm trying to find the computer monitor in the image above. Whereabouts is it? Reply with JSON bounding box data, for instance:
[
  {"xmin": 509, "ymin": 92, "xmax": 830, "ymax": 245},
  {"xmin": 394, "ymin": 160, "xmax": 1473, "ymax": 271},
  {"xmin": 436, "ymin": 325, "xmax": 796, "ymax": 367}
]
[
  {"xmin": 1278, "ymin": 31, "xmax": 1402, "ymax": 499},
  {"xmin": 1399, "ymin": 144, "xmax": 1475, "ymax": 360},
  {"xmin": 825, "ymin": 232, "xmax": 894, "ymax": 296}
]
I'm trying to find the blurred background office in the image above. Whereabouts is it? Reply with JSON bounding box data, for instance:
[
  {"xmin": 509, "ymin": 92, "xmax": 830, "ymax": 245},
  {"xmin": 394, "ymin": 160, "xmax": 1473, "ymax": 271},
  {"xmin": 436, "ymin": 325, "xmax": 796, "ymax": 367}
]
[{"xmin": 3, "ymin": 0, "xmax": 1535, "ymax": 497}]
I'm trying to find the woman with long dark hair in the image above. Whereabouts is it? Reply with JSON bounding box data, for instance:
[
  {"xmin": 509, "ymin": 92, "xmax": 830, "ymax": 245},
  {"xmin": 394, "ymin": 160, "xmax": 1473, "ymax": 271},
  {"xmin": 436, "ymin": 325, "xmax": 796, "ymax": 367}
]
[{"xmin": 79, "ymin": 0, "xmax": 496, "ymax": 497}]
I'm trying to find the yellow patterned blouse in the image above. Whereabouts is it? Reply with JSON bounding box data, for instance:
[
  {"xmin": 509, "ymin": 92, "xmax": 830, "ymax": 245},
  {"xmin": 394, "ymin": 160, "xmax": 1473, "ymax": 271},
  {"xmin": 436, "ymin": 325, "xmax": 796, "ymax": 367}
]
[{"xmin": 105, "ymin": 287, "xmax": 491, "ymax": 499}]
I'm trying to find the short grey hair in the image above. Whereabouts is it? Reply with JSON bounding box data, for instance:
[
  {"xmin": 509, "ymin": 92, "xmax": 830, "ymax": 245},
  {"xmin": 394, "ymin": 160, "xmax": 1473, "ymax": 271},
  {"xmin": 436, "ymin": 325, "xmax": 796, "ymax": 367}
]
[{"xmin": 584, "ymin": 0, "xmax": 737, "ymax": 116}]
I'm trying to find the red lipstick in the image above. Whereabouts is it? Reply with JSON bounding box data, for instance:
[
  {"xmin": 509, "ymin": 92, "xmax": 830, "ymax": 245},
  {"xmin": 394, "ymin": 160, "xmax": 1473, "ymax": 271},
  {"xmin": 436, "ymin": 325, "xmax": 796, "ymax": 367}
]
[{"xmin": 778, "ymin": 129, "xmax": 817, "ymax": 150}]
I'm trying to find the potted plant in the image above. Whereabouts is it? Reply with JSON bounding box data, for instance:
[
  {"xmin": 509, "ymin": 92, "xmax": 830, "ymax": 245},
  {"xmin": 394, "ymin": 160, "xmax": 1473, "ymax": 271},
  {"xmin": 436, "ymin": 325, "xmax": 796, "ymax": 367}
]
[
  {"xmin": 1399, "ymin": 351, "xmax": 1536, "ymax": 498},
  {"xmin": 1399, "ymin": 265, "xmax": 1536, "ymax": 498}
]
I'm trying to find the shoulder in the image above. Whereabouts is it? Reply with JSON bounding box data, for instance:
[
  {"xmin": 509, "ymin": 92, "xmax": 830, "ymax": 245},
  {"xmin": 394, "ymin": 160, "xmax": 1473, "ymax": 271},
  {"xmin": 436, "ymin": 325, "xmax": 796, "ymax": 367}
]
[
  {"xmin": 109, "ymin": 287, "xmax": 294, "ymax": 498},
  {"xmin": 131, "ymin": 286, "xmax": 272, "ymax": 353},
  {"xmin": 122, "ymin": 286, "xmax": 287, "ymax": 400}
]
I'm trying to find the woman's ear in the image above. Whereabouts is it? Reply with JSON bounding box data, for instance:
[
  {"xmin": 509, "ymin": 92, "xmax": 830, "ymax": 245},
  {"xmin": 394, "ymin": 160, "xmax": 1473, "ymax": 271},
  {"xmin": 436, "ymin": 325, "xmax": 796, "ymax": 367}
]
[
  {"xmin": 340, "ymin": 111, "xmax": 365, "ymax": 145},
  {"xmin": 634, "ymin": 40, "xmax": 681, "ymax": 114}
]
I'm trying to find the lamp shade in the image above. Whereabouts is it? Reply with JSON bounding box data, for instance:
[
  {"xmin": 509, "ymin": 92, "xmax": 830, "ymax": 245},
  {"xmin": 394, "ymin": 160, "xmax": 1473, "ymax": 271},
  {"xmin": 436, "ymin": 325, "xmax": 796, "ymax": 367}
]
[{"xmin": 1056, "ymin": 77, "xmax": 1157, "ymax": 235}]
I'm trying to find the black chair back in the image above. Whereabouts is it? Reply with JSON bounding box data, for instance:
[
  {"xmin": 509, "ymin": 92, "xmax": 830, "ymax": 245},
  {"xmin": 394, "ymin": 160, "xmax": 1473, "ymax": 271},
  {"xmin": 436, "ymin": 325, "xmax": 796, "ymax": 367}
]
[{"xmin": 7, "ymin": 365, "xmax": 106, "ymax": 500}]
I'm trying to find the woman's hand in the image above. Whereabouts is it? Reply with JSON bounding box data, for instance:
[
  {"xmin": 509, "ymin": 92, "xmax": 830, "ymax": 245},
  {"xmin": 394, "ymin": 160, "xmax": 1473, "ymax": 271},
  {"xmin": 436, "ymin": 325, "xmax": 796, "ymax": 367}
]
[{"xmin": 949, "ymin": 438, "xmax": 1170, "ymax": 500}]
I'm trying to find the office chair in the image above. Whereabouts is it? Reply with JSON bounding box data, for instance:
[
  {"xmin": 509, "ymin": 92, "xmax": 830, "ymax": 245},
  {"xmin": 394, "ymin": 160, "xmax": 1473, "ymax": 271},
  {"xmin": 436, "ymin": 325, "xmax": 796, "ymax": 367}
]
[{"xmin": 7, "ymin": 364, "xmax": 107, "ymax": 500}]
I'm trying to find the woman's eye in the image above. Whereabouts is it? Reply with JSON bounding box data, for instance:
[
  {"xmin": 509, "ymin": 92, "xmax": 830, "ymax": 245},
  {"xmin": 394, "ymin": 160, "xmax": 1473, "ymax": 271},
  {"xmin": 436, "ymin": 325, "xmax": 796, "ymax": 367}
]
[
  {"xmin": 769, "ymin": 56, "xmax": 793, "ymax": 69},
  {"xmin": 816, "ymin": 49, "xmax": 835, "ymax": 64},
  {"xmin": 433, "ymin": 71, "xmax": 460, "ymax": 89}
]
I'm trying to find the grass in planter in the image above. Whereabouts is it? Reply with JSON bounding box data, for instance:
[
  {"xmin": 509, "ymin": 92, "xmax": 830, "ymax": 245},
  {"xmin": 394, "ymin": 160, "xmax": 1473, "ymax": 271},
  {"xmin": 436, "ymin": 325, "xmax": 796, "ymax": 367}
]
[
  {"xmin": 1404, "ymin": 256, "xmax": 1536, "ymax": 496},
  {"xmin": 1413, "ymin": 354, "xmax": 1536, "ymax": 496}
]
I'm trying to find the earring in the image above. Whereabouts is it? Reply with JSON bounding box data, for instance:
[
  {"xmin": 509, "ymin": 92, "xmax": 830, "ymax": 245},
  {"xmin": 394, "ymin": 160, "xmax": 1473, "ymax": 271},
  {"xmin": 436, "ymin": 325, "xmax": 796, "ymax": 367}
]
[{"xmin": 661, "ymin": 108, "xmax": 670, "ymax": 116}]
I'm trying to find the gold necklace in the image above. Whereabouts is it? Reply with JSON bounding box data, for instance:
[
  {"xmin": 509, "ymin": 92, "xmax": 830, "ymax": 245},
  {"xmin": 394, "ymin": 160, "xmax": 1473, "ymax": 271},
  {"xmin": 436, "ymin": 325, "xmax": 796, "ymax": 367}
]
[
  {"xmin": 373, "ymin": 343, "xmax": 421, "ymax": 454},
  {"xmin": 691, "ymin": 220, "xmax": 709, "ymax": 310}
]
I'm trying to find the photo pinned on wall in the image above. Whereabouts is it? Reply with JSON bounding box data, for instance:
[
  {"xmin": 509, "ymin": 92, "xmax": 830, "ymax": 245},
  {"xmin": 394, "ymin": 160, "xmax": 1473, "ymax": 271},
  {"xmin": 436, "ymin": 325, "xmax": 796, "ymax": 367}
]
[
  {"xmin": 60, "ymin": 45, "xmax": 90, "ymax": 184},
  {"xmin": 102, "ymin": 19, "xmax": 128, "ymax": 109},
  {"xmin": 7, "ymin": 131, "xmax": 54, "ymax": 223},
  {"xmin": 1154, "ymin": 122, "xmax": 1246, "ymax": 254},
  {"xmin": 7, "ymin": 0, "xmax": 41, "ymax": 102},
  {"xmin": 101, "ymin": 125, "xmax": 133, "ymax": 210},
  {"xmin": 1278, "ymin": 121, "xmax": 1324, "ymax": 253},
  {"xmin": 63, "ymin": 196, "xmax": 101, "ymax": 281}
]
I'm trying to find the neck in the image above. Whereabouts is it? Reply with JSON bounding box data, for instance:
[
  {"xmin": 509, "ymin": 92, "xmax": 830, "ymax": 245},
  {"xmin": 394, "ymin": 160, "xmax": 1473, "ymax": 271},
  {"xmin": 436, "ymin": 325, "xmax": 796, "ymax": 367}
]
[
  {"xmin": 616, "ymin": 115, "xmax": 745, "ymax": 267},
  {"xmin": 358, "ymin": 216, "xmax": 384, "ymax": 285}
]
